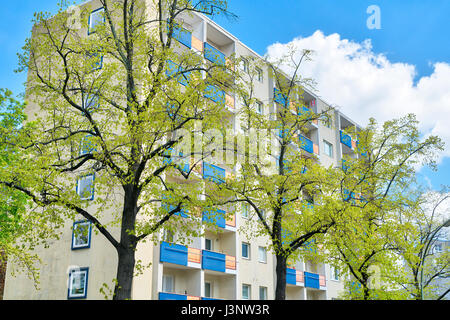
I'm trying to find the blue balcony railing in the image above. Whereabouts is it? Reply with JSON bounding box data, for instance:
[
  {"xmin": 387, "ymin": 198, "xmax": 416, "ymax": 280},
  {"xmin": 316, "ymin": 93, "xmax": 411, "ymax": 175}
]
[
  {"xmin": 160, "ymin": 241, "xmax": 188, "ymax": 266},
  {"xmin": 299, "ymin": 135, "xmax": 314, "ymax": 154},
  {"xmin": 162, "ymin": 147, "xmax": 190, "ymax": 174},
  {"xmin": 304, "ymin": 272, "xmax": 320, "ymax": 289},
  {"xmin": 286, "ymin": 268, "xmax": 297, "ymax": 285},
  {"xmin": 159, "ymin": 292, "xmax": 188, "ymax": 300},
  {"xmin": 202, "ymin": 250, "xmax": 226, "ymax": 273},
  {"xmin": 166, "ymin": 60, "xmax": 190, "ymax": 86},
  {"xmin": 273, "ymin": 88, "xmax": 289, "ymax": 106},
  {"xmin": 203, "ymin": 162, "xmax": 226, "ymax": 184},
  {"xmin": 204, "ymin": 43, "xmax": 226, "ymax": 66},
  {"xmin": 202, "ymin": 208, "xmax": 226, "ymax": 229},
  {"xmin": 169, "ymin": 24, "xmax": 192, "ymax": 49},
  {"xmin": 340, "ymin": 130, "xmax": 353, "ymax": 149},
  {"xmin": 204, "ymin": 84, "xmax": 225, "ymax": 104}
]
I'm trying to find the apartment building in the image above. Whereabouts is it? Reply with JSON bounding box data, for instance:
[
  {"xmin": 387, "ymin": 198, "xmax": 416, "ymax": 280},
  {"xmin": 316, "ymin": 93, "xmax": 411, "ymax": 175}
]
[{"xmin": 3, "ymin": 0, "xmax": 363, "ymax": 300}]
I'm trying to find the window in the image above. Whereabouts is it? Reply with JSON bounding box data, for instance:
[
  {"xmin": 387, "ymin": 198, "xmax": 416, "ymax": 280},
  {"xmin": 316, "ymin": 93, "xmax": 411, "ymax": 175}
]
[
  {"xmin": 240, "ymin": 58, "xmax": 249, "ymax": 73},
  {"xmin": 80, "ymin": 135, "xmax": 95, "ymax": 156},
  {"xmin": 204, "ymin": 282, "xmax": 212, "ymax": 298},
  {"xmin": 163, "ymin": 229, "xmax": 174, "ymax": 243},
  {"xmin": 242, "ymin": 242, "xmax": 250, "ymax": 259},
  {"xmin": 258, "ymin": 246, "xmax": 267, "ymax": 263},
  {"xmin": 88, "ymin": 8, "xmax": 105, "ymax": 35},
  {"xmin": 162, "ymin": 275, "xmax": 174, "ymax": 293},
  {"xmin": 87, "ymin": 52, "xmax": 103, "ymax": 71},
  {"xmin": 434, "ymin": 244, "xmax": 442, "ymax": 253},
  {"xmin": 76, "ymin": 174, "xmax": 95, "ymax": 200},
  {"xmin": 242, "ymin": 284, "xmax": 251, "ymax": 300},
  {"xmin": 71, "ymin": 220, "xmax": 92, "ymax": 250},
  {"xmin": 256, "ymin": 101, "xmax": 264, "ymax": 115},
  {"xmin": 256, "ymin": 67, "xmax": 263, "ymax": 82},
  {"xmin": 259, "ymin": 286, "xmax": 267, "ymax": 300},
  {"xmin": 323, "ymin": 140, "xmax": 333, "ymax": 158},
  {"xmin": 331, "ymin": 266, "xmax": 340, "ymax": 281},
  {"xmin": 67, "ymin": 267, "xmax": 89, "ymax": 299},
  {"xmin": 324, "ymin": 114, "xmax": 333, "ymax": 129},
  {"xmin": 205, "ymin": 238, "xmax": 213, "ymax": 251},
  {"xmin": 84, "ymin": 92, "xmax": 100, "ymax": 111},
  {"xmin": 242, "ymin": 203, "xmax": 249, "ymax": 219}
]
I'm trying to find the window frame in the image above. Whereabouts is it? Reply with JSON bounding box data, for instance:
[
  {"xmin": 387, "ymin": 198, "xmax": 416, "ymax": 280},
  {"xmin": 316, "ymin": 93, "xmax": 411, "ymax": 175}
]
[
  {"xmin": 242, "ymin": 242, "xmax": 250, "ymax": 259},
  {"xmin": 258, "ymin": 246, "xmax": 267, "ymax": 263},
  {"xmin": 256, "ymin": 67, "xmax": 263, "ymax": 82},
  {"xmin": 88, "ymin": 7, "xmax": 105, "ymax": 35},
  {"xmin": 259, "ymin": 286, "xmax": 267, "ymax": 300},
  {"xmin": 162, "ymin": 274, "xmax": 175, "ymax": 293},
  {"xmin": 242, "ymin": 284, "xmax": 251, "ymax": 300},
  {"xmin": 71, "ymin": 220, "xmax": 92, "ymax": 250},
  {"xmin": 241, "ymin": 203, "xmax": 249, "ymax": 219},
  {"xmin": 204, "ymin": 281, "xmax": 212, "ymax": 298},
  {"xmin": 205, "ymin": 238, "xmax": 213, "ymax": 251},
  {"xmin": 323, "ymin": 140, "xmax": 333, "ymax": 158},
  {"xmin": 76, "ymin": 174, "xmax": 95, "ymax": 201},
  {"xmin": 67, "ymin": 267, "xmax": 89, "ymax": 299}
]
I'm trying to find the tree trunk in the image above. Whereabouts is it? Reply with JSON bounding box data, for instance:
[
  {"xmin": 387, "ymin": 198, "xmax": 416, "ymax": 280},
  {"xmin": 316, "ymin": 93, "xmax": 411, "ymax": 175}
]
[
  {"xmin": 113, "ymin": 187, "xmax": 139, "ymax": 300},
  {"xmin": 113, "ymin": 246, "xmax": 136, "ymax": 300},
  {"xmin": 275, "ymin": 253, "xmax": 287, "ymax": 300}
]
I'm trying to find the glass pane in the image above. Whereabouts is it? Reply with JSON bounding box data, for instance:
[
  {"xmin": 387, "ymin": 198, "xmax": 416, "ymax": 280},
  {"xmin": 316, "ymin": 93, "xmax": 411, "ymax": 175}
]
[
  {"xmin": 204, "ymin": 282, "xmax": 211, "ymax": 298},
  {"xmin": 89, "ymin": 9, "xmax": 104, "ymax": 32},
  {"xmin": 242, "ymin": 243, "xmax": 249, "ymax": 258},
  {"xmin": 78, "ymin": 175, "xmax": 94, "ymax": 200},
  {"xmin": 71, "ymin": 271, "xmax": 86, "ymax": 296},
  {"xmin": 74, "ymin": 223, "xmax": 90, "ymax": 247}
]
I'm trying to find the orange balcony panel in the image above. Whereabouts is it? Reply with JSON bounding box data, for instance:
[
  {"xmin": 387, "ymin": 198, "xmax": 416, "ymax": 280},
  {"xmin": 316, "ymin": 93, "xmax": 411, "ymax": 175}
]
[
  {"xmin": 188, "ymin": 247, "xmax": 201, "ymax": 264},
  {"xmin": 187, "ymin": 295, "xmax": 201, "ymax": 300},
  {"xmin": 312, "ymin": 119, "xmax": 318, "ymax": 125},
  {"xmin": 319, "ymin": 274, "xmax": 326, "ymax": 287},
  {"xmin": 296, "ymin": 270, "xmax": 304, "ymax": 283},
  {"xmin": 351, "ymin": 140, "xmax": 357, "ymax": 150},
  {"xmin": 226, "ymin": 58, "xmax": 235, "ymax": 71},
  {"xmin": 225, "ymin": 214, "xmax": 236, "ymax": 227},
  {"xmin": 191, "ymin": 35, "xmax": 203, "ymax": 52},
  {"xmin": 225, "ymin": 94, "xmax": 235, "ymax": 109},
  {"xmin": 225, "ymin": 255, "xmax": 236, "ymax": 270},
  {"xmin": 313, "ymin": 143, "xmax": 319, "ymax": 155}
]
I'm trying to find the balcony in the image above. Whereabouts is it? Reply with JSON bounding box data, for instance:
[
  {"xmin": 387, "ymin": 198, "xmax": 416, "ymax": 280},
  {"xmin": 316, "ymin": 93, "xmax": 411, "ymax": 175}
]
[
  {"xmin": 304, "ymin": 272, "xmax": 320, "ymax": 289},
  {"xmin": 169, "ymin": 23, "xmax": 192, "ymax": 49},
  {"xmin": 202, "ymin": 250, "xmax": 236, "ymax": 274},
  {"xmin": 160, "ymin": 242, "xmax": 201, "ymax": 268},
  {"xmin": 204, "ymin": 42, "xmax": 226, "ymax": 66},
  {"xmin": 162, "ymin": 147, "xmax": 190, "ymax": 174},
  {"xmin": 273, "ymin": 87, "xmax": 289, "ymax": 106},
  {"xmin": 204, "ymin": 84, "xmax": 225, "ymax": 104},
  {"xmin": 202, "ymin": 208, "xmax": 236, "ymax": 231},
  {"xmin": 340, "ymin": 130, "xmax": 357, "ymax": 150},
  {"xmin": 202, "ymin": 162, "xmax": 226, "ymax": 184},
  {"xmin": 298, "ymin": 135, "xmax": 319, "ymax": 155},
  {"xmin": 159, "ymin": 292, "xmax": 201, "ymax": 300},
  {"xmin": 287, "ymin": 268, "xmax": 305, "ymax": 286},
  {"xmin": 296, "ymin": 104, "xmax": 318, "ymax": 127},
  {"xmin": 166, "ymin": 60, "xmax": 190, "ymax": 86}
]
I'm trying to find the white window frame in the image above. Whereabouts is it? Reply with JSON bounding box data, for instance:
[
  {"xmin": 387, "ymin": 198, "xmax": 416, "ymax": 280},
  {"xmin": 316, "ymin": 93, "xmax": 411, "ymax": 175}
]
[
  {"xmin": 259, "ymin": 286, "xmax": 267, "ymax": 300},
  {"xmin": 162, "ymin": 274, "xmax": 175, "ymax": 293},
  {"xmin": 204, "ymin": 281, "xmax": 212, "ymax": 298},
  {"xmin": 242, "ymin": 284, "xmax": 251, "ymax": 300},
  {"xmin": 242, "ymin": 242, "xmax": 250, "ymax": 259},
  {"xmin": 77, "ymin": 174, "xmax": 95, "ymax": 200},
  {"xmin": 241, "ymin": 203, "xmax": 249, "ymax": 219},
  {"xmin": 240, "ymin": 58, "xmax": 249, "ymax": 73},
  {"xmin": 258, "ymin": 246, "xmax": 267, "ymax": 263},
  {"xmin": 330, "ymin": 266, "xmax": 340, "ymax": 281},
  {"xmin": 323, "ymin": 140, "xmax": 333, "ymax": 158},
  {"xmin": 256, "ymin": 67, "xmax": 263, "ymax": 82},
  {"xmin": 256, "ymin": 101, "xmax": 264, "ymax": 115},
  {"xmin": 68, "ymin": 268, "xmax": 89, "ymax": 299},
  {"xmin": 205, "ymin": 238, "xmax": 213, "ymax": 251}
]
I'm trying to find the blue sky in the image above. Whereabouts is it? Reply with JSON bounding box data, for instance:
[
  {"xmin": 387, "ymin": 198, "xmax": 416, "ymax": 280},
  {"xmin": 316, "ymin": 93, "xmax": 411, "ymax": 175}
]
[{"xmin": 0, "ymin": 0, "xmax": 448, "ymax": 190}]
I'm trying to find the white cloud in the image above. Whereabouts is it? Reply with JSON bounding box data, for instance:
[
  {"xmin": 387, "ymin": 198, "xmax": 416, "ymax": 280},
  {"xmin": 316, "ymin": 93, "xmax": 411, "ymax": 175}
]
[{"xmin": 265, "ymin": 30, "xmax": 450, "ymax": 163}]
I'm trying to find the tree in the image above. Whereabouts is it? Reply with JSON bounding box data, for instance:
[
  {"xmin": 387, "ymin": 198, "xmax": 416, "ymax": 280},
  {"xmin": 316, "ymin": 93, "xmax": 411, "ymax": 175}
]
[
  {"xmin": 1, "ymin": 0, "xmax": 236, "ymax": 300},
  {"xmin": 0, "ymin": 88, "xmax": 52, "ymax": 288},
  {"xmin": 325, "ymin": 115, "xmax": 443, "ymax": 300},
  {"xmin": 209, "ymin": 48, "xmax": 341, "ymax": 300},
  {"xmin": 391, "ymin": 188, "xmax": 449, "ymax": 300}
]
